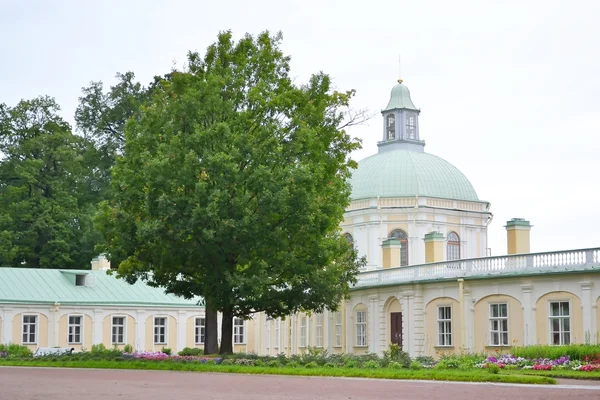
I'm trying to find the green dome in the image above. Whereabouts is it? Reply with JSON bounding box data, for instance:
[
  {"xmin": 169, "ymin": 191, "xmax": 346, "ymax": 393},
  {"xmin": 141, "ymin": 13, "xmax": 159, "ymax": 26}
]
[
  {"xmin": 383, "ymin": 81, "xmax": 418, "ymax": 111},
  {"xmin": 350, "ymin": 150, "xmax": 479, "ymax": 201}
]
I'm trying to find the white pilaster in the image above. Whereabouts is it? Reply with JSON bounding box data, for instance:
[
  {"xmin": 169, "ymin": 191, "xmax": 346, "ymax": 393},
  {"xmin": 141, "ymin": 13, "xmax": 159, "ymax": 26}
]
[
  {"xmin": 368, "ymin": 294, "xmax": 379, "ymax": 354},
  {"xmin": 345, "ymin": 302, "xmax": 353, "ymax": 353},
  {"xmin": 93, "ymin": 309, "xmax": 103, "ymax": 345},
  {"xmin": 462, "ymin": 289, "xmax": 473, "ymax": 352},
  {"xmin": 581, "ymin": 282, "xmax": 593, "ymax": 343},
  {"xmin": 136, "ymin": 311, "xmax": 146, "ymax": 351},
  {"xmin": 2, "ymin": 309, "xmax": 14, "ymax": 344},
  {"xmin": 401, "ymin": 295, "xmax": 411, "ymax": 355},
  {"xmin": 521, "ymin": 284, "xmax": 534, "ymax": 345},
  {"xmin": 177, "ymin": 311, "xmax": 187, "ymax": 352}
]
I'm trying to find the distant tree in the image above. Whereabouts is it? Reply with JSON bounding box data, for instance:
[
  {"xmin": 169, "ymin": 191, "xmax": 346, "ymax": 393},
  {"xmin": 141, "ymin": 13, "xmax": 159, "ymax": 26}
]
[
  {"xmin": 97, "ymin": 30, "xmax": 366, "ymax": 354},
  {"xmin": 0, "ymin": 97, "xmax": 100, "ymax": 268}
]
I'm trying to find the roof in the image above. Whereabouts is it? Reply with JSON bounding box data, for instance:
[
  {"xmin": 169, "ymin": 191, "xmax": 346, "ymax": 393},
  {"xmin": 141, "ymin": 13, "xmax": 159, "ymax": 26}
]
[
  {"xmin": 382, "ymin": 81, "xmax": 419, "ymax": 112},
  {"xmin": 0, "ymin": 268, "xmax": 204, "ymax": 307},
  {"xmin": 350, "ymin": 149, "xmax": 479, "ymax": 201}
]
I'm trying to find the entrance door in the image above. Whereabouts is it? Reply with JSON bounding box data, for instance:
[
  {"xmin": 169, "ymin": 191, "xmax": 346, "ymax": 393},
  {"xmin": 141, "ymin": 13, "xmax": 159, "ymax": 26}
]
[{"xmin": 390, "ymin": 312, "xmax": 403, "ymax": 349}]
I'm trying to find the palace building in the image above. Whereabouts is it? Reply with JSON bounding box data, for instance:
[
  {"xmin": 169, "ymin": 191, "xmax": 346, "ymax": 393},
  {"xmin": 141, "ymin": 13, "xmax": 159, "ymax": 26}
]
[{"xmin": 1, "ymin": 80, "xmax": 599, "ymax": 357}]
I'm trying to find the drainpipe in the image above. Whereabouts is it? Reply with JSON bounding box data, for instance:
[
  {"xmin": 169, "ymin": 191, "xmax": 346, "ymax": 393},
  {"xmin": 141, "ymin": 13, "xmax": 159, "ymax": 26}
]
[{"xmin": 457, "ymin": 279, "xmax": 465, "ymax": 349}]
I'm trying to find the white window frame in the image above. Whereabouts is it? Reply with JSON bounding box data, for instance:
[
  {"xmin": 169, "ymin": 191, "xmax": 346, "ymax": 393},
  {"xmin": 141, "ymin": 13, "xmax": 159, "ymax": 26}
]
[
  {"xmin": 111, "ymin": 315, "xmax": 126, "ymax": 345},
  {"xmin": 315, "ymin": 314, "xmax": 323, "ymax": 348},
  {"xmin": 274, "ymin": 318, "xmax": 280, "ymax": 349},
  {"xmin": 334, "ymin": 312, "xmax": 343, "ymax": 347},
  {"xmin": 437, "ymin": 305, "xmax": 452, "ymax": 347},
  {"xmin": 68, "ymin": 315, "xmax": 83, "ymax": 344},
  {"xmin": 489, "ymin": 303, "xmax": 509, "ymax": 346},
  {"xmin": 549, "ymin": 300, "xmax": 571, "ymax": 345},
  {"xmin": 355, "ymin": 310, "xmax": 367, "ymax": 347},
  {"xmin": 154, "ymin": 316, "xmax": 167, "ymax": 345},
  {"xmin": 299, "ymin": 316, "xmax": 307, "ymax": 347},
  {"xmin": 22, "ymin": 314, "xmax": 38, "ymax": 344},
  {"xmin": 194, "ymin": 317, "xmax": 205, "ymax": 345},
  {"xmin": 233, "ymin": 318, "xmax": 245, "ymax": 344}
]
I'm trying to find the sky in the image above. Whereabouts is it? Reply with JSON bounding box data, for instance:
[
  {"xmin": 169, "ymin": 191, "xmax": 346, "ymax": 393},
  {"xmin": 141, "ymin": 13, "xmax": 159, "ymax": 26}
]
[{"xmin": 1, "ymin": 0, "xmax": 599, "ymax": 256}]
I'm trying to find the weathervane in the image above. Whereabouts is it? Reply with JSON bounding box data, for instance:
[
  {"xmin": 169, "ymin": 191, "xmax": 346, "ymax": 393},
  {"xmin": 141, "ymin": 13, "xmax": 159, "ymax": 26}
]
[{"xmin": 397, "ymin": 54, "xmax": 403, "ymax": 84}]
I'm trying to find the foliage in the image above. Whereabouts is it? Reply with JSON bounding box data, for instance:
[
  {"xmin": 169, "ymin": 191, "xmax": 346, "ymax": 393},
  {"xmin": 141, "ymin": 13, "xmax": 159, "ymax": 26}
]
[
  {"xmin": 487, "ymin": 363, "xmax": 500, "ymax": 374},
  {"xmin": 0, "ymin": 343, "xmax": 32, "ymax": 358},
  {"xmin": 91, "ymin": 344, "xmax": 107, "ymax": 353},
  {"xmin": 161, "ymin": 348, "xmax": 172, "ymax": 356},
  {"xmin": 410, "ymin": 361, "xmax": 422, "ymax": 370},
  {"xmin": 382, "ymin": 343, "xmax": 411, "ymax": 368},
  {"xmin": 0, "ymin": 97, "xmax": 101, "ymax": 268},
  {"xmin": 123, "ymin": 344, "xmax": 133, "ymax": 353},
  {"xmin": 511, "ymin": 344, "xmax": 600, "ymax": 362},
  {"xmin": 97, "ymin": 30, "xmax": 365, "ymax": 354},
  {"xmin": 178, "ymin": 347, "xmax": 204, "ymax": 356}
]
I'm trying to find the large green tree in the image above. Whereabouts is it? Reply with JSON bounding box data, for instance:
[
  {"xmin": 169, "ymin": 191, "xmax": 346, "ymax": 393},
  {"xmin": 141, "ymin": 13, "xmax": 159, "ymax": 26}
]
[
  {"xmin": 0, "ymin": 97, "xmax": 100, "ymax": 268},
  {"xmin": 97, "ymin": 31, "xmax": 365, "ymax": 354}
]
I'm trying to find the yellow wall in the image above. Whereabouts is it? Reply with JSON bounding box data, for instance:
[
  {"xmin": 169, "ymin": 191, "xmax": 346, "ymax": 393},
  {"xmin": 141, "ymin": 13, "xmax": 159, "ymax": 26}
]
[
  {"xmin": 507, "ymin": 228, "xmax": 530, "ymax": 254},
  {"xmin": 424, "ymin": 297, "xmax": 461, "ymax": 356},
  {"xmin": 382, "ymin": 247, "xmax": 400, "ymax": 269},
  {"xmin": 58, "ymin": 314, "xmax": 93, "ymax": 351},
  {"xmin": 425, "ymin": 240, "xmax": 443, "ymax": 263},
  {"xmin": 185, "ymin": 315, "xmax": 205, "ymax": 348},
  {"xmin": 536, "ymin": 291, "xmax": 582, "ymax": 345},
  {"xmin": 473, "ymin": 295, "xmax": 524, "ymax": 351},
  {"xmin": 12, "ymin": 313, "xmax": 49, "ymax": 350}
]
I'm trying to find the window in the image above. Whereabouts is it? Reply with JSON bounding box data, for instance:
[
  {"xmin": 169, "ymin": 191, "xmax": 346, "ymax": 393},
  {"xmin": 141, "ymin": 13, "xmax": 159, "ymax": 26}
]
[
  {"xmin": 550, "ymin": 301, "xmax": 570, "ymax": 345},
  {"xmin": 437, "ymin": 306, "xmax": 452, "ymax": 346},
  {"xmin": 299, "ymin": 316, "xmax": 307, "ymax": 347},
  {"xmin": 75, "ymin": 274, "xmax": 86, "ymax": 286},
  {"xmin": 195, "ymin": 317, "xmax": 205, "ymax": 344},
  {"xmin": 315, "ymin": 314, "xmax": 323, "ymax": 347},
  {"xmin": 389, "ymin": 229, "xmax": 409, "ymax": 266},
  {"xmin": 406, "ymin": 113, "xmax": 416, "ymax": 139},
  {"xmin": 386, "ymin": 114, "xmax": 396, "ymax": 139},
  {"xmin": 234, "ymin": 318, "xmax": 245, "ymax": 344},
  {"xmin": 344, "ymin": 233, "xmax": 354, "ymax": 250},
  {"xmin": 334, "ymin": 312, "xmax": 343, "ymax": 347},
  {"xmin": 447, "ymin": 232, "xmax": 460, "ymax": 261},
  {"xmin": 112, "ymin": 316, "xmax": 125, "ymax": 344},
  {"xmin": 356, "ymin": 310, "xmax": 367, "ymax": 346},
  {"xmin": 275, "ymin": 318, "xmax": 280, "ymax": 348},
  {"xmin": 22, "ymin": 315, "xmax": 37, "ymax": 344},
  {"xmin": 68, "ymin": 316, "xmax": 82, "ymax": 344},
  {"xmin": 489, "ymin": 303, "xmax": 508, "ymax": 346},
  {"xmin": 154, "ymin": 317, "xmax": 167, "ymax": 344}
]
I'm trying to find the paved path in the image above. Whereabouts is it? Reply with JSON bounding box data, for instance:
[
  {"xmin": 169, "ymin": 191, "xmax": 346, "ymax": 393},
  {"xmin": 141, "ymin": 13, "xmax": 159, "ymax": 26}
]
[{"xmin": 1, "ymin": 367, "xmax": 599, "ymax": 400}]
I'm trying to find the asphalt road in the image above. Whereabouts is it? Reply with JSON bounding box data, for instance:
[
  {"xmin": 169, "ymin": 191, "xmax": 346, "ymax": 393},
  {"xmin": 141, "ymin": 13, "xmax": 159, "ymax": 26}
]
[{"xmin": 1, "ymin": 367, "xmax": 599, "ymax": 400}]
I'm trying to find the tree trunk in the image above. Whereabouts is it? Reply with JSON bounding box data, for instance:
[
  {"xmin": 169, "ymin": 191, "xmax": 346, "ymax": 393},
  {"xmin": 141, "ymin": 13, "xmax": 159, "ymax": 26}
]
[
  {"xmin": 203, "ymin": 300, "xmax": 218, "ymax": 355},
  {"xmin": 219, "ymin": 309, "xmax": 234, "ymax": 354}
]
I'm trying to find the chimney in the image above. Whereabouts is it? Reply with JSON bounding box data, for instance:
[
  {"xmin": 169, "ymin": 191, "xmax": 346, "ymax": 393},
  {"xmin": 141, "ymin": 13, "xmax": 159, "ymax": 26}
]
[
  {"xmin": 424, "ymin": 232, "xmax": 444, "ymax": 263},
  {"xmin": 505, "ymin": 218, "xmax": 532, "ymax": 255},
  {"xmin": 91, "ymin": 254, "xmax": 111, "ymax": 271}
]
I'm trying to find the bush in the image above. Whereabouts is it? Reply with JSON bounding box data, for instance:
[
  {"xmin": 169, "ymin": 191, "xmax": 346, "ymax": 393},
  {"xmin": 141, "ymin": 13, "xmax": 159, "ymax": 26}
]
[
  {"xmin": 487, "ymin": 363, "xmax": 500, "ymax": 374},
  {"xmin": 410, "ymin": 361, "xmax": 422, "ymax": 370},
  {"xmin": 305, "ymin": 361, "xmax": 318, "ymax": 369},
  {"xmin": 254, "ymin": 359, "xmax": 264, "ymax": 367},
  {"xmin": 511, "ymin": 344, "xmax": 600, "ymax": 362},
  {"xmin": 364, "ymin": 360, "xmax": 379, "ymax": 369},
  {"xmin": 266, "ymin": 360, "xmax": 280, "ymax": 367},
  {"xmin": 91, "ymin": 344, "xmax": 106, "ymax": 353},
  {"xmin": 123, "ymin": 344, "xmax": 133, "ymax": 353},
  {"xmin": 0, "ymin": 344, "xmax": 33, "ymax": 358},
  {"xmin": 388, "ymin": 361, "xmax": 403, "ymax": 369},
  {"xmin": 161, "ymin": 348, "xmax": 172, "ymax": 356},
  {"xmin": 178, "ymin": 347, "xmax": 204, "ymax": 356},
  {"xmin": 382, "ymin": 343, "xmax": 411, "ymax": 368}
]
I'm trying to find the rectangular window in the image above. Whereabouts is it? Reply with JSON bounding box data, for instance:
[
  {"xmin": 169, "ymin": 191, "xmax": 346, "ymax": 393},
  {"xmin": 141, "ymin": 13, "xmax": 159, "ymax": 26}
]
[
  {"xmin": 234, "ymin": 318, "xmax": 245, "ymax": 344},
  {"xmin": 195, "ymin": 317, "xmax": 205, "ymax": 344},
  {"xmin": 335, "ymin": 312, "xmax": 343, "ymax": 347},
  {"xmin": 154, "ymin": 317, "xmax": 167, "ymax": 344},
  {"xmin": 315, "ymin": 314, "xmax": 323, "ymax": 347},
  {"xmin": 112, "ymin": 316, "xmax": 125, "ymax": 344},
  {"xmin": 356, "ymin": 311, "xmax": 367, "ymax": 346},
  {"xmin": 274, "ymin": 318, "xmax": 280, "ymax": 348},
  {"xmin": 68, "ymin": 315, "xmax": 82, "ymax": 344},
  {"xmin": 22, "ymin": 315, "xmax": 37, "ymax": 344},
  {"xmin": 299, "ymin": 316, "xmax": 307, "ymax": 347},
  {"xmin": 437, "ymin": 306, "xmax": 452, "ymax": 346},
  {"xmin": 550, "ymin": 301, "xmax": 570, "ymax": 345},
  {"xmin": 489, "ymin": 303, "xmax": 509, "ymax": 346}
]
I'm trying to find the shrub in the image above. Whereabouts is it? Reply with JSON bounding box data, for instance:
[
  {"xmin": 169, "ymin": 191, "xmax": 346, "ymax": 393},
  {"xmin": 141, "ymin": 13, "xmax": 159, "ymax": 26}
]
[
  {"xmin": 383, "ymin": 343, "xmax": 411, "ymax": 368},
  {"xmin": 0, "ymin": 344, "xmax": 33, "ymax": 358},
  {"xmin": 220, "ymin": 358, "xmax": 235, "ymax": 365},
  {"xmin": 364, "ymin": 360, "xmax": 379, "ymax": 369},
  {"xmin": 512, "ymin": 344, "xmax": 600, "ymax": 362},
  {"xmin": 410, "ymin": 361, "xmax": 422, "ymax": 370},
  {"xmin": 305, "ymin": 361, "xmax": 319, "ymax": 369},
  {"xmin": 123, "ymin": 344, "xmax": 133, "ymax": 353},
  {"xmin": 178, "ymin": 347, "xmax": 204, "ymax": 356},
  {"xmin": 266, "ymin": 360, "xmax": 280, "ymax": 368},
  {"xmin": 288, "ymin": 361, "xmax": 300, "ymax": 368},
  {"xmin": 388, "ymin": 361, "xmax": 403, "ymax": 369},
  {"xmin": 91, "ymin": 344, "xmax": 106, "ymax": 353},
  {"xmin": 487, "ymin": 363, "xmax": 500, "ymax": 374},
  {"xmin": 344, "ymin": 359, "xmax": 358, "ymax": 368},
  {"xmin": 161, "ymin": 348, "xmax": 172, "ymax": 356},
  {"xmin": 254, "ymin": 359, "xmax": 264, "ymax": 367}
]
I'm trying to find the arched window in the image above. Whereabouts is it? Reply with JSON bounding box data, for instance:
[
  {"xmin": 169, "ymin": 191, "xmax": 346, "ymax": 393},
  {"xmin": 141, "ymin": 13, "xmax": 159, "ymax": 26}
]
[
  {"xmin": 447, "ymin": 232, "xmax": 460, "ymax": 261},
  {"xmin": 386, "ymin": 114, "xmax": 396, "ymax": 140},
  {"xmin": 389, "ymin": 229, "xmax": 408, "ymax": 266},
  {"xmin": 344, "ymin": 233, "xmax": 354, "ymax": 249}
]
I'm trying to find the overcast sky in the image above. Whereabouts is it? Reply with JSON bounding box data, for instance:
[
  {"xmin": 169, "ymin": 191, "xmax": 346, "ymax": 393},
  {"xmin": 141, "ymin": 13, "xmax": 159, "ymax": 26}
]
[{"xmin": 1, "ymin": 0, "xmax": 599, "ymax": 256}]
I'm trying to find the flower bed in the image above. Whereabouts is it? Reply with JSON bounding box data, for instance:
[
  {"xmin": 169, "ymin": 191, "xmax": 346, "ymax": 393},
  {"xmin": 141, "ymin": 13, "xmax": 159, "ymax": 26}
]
[{"xmin": 475, "ymin": 354, "xmax": 600, "ymax": 372}]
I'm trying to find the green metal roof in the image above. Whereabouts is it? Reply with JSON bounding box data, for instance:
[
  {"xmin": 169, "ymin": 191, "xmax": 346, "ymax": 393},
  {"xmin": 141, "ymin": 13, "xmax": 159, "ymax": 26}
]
[
  {"xmin": 350, "ymin": 150, "xmax": 479, "ymax": 201},
  {"xmin": 382, "ymin": 81, "xmax": 418, "ymax": 112},
  {"xmin": 0, "ymin": 268, "xmax": 204, "ymax": 307}
]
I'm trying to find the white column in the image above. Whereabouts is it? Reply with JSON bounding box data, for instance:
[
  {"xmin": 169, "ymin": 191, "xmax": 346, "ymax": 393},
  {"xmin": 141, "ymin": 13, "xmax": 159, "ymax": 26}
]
[
  {"xmin": 93, "ymin": 309, "xmax": 103, "ymax": 345},
  {"xmin": 581, "ymin": 282, "xmax": 593, "ymax": 343},
  {"xmin": 177, "ymin": 311, "xmax": 187, "ymax": 352},
  {"xmin": 521, "ymin": 284, "xmax": 534, "ymax": 345},
  {"xmin": 345, "ymin": 303, "xmax": 353, "ymax": 353},
  {"xmin": 2, "ymin": 309, "xmax": 14, "ymax": 344},
  {"xmin": 136, "ymin": 311, "xmax": 146, "ymax": 351},
  {"xmin": 368, "ymin": 295, "xmax": 379, "ymax": 354},
  {"xmin": 462, "ymin": 290, "xmax": 473, "ymax": 352}
]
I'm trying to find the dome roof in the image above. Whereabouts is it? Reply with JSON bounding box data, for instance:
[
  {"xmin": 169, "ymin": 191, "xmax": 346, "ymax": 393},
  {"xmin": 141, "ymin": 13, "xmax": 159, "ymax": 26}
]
[
  {"xmin": 382, "ymin": 81, "xmax": 418, "ymax": 112},
  {"xmin": 350, "ymin": 150, "xmax": 479, "ymax": 201}
]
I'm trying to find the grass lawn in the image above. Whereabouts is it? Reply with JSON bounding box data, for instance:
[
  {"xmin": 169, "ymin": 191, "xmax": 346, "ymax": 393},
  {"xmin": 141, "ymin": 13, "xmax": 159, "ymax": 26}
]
[{"xmin": 0, "ymin": 359, "xmax": 555, "ymax": 385}]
